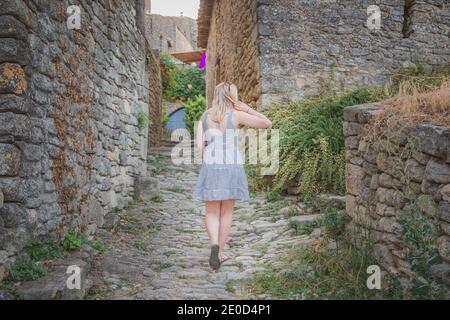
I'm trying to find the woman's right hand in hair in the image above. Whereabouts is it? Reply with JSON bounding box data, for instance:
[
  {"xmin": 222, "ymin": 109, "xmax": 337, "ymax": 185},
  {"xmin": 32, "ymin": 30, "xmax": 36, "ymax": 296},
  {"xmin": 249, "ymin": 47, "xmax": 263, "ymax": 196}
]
[{"xmin": 232, "ymin": 101, "xmax": 249, "ymax": 112}]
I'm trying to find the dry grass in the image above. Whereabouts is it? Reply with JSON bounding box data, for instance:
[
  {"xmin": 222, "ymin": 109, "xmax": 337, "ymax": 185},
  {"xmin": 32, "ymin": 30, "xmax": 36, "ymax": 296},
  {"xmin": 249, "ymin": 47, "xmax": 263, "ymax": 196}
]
[
  {"xmin": 379, "ymin": 79, "xmax": 450, "ymax": 127},
  {"xmin": 378, "ymin": 63, "xmax": 450, "ymax": 127},
  {"xmin": 363, "ymin": 65, "xmax": 449, "ymax": 153}
]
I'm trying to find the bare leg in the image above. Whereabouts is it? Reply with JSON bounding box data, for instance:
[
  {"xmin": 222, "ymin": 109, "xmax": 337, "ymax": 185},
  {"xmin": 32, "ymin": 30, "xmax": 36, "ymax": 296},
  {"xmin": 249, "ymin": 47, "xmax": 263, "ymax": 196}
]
[
  {"xmin": 205, "ymin": 201, "xmax": 221, "ymax": 245},
  {"xmin": 218, "ymin": 200, "xmax": 235, "ymax": 259},
  {"xmin": 205, "ymin": 201, "xmax": 221, "ymax": 270}
]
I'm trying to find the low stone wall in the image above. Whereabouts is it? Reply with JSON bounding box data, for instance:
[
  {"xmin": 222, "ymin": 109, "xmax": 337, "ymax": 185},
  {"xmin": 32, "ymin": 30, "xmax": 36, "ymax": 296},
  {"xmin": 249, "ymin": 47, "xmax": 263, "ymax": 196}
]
[
  {"xmin": 0, "ymin": 0, "xmax": 150, "ymax": 270},
  {"xmin": 146, "ymin": 47, "xmax": 163, "ymax": 147},
  {"xmin": 344, "ymin": 103, "xmax": 450, "ymax": 295}
]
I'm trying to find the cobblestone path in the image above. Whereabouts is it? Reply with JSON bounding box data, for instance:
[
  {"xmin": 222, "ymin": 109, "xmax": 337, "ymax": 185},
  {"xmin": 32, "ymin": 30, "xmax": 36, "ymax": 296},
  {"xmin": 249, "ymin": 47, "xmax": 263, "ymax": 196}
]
[{"xmin": 89, "ymin": 145, "xmax": 315, "ymax": 300}]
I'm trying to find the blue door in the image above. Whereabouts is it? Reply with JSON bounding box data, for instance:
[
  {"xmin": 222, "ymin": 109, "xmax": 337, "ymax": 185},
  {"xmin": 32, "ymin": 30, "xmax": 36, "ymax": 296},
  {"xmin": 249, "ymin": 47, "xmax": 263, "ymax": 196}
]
[{"xmin": 165, "ymin": 108, "xmax": 187, "ymax": 133}]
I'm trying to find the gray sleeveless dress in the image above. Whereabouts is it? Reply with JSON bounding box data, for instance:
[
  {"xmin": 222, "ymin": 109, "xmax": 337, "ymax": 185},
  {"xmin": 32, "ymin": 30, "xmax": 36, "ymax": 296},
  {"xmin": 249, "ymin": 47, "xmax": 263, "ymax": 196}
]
[{"xmin": 193, "ymin": 111, "xmax": 250, "ymax": 202}]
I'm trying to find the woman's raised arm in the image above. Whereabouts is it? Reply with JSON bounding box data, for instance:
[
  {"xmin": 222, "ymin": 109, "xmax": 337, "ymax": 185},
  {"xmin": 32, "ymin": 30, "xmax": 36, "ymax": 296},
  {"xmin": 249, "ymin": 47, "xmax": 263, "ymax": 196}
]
[{"xmin": 233, "ymin": 101, "xmax": 272, "ymax": 129}]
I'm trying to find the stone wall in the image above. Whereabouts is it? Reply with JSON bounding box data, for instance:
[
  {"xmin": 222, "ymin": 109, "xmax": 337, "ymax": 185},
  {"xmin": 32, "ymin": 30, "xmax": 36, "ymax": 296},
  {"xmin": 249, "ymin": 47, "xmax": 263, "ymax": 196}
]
[
  {"xmin": 199, "ymin": 0, "xmax": 449, "ymax": 108},
  {"xmin": 344, "ymin": 103, "xmax": 450, "ymax": 295},
  {"xmin": 0, "ymin": 0, "xmax": 150, "ymax": 270},
  {"xmin": 146, "ymin": 46, "xmax": 163, "ymax": 147},
  {"xmin": 145, "ymin": 14, "xmax": 198, "ymax": 53},
  {"xmin": 203, "ymin": 0, "xmax": 261, "ymax": 108},
  {"xmin": 257, "ymin": 0, "xmax": 449, "ymax": 107}
]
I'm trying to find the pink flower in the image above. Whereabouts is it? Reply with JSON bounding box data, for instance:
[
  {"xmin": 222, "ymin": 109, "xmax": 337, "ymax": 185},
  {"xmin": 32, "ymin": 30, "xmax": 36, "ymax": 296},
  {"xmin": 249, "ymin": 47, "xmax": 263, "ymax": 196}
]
[{"xmin": 198, "ymin": 51, "xmax": 206, "ymax": 69}]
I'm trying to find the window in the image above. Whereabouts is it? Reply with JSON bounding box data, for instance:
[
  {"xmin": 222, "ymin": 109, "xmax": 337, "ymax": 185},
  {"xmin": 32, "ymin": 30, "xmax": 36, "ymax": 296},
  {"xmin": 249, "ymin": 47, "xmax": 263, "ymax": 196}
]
[{"xmin": 402, "ymin": 0, "xmax": 415, "ymax": 38}]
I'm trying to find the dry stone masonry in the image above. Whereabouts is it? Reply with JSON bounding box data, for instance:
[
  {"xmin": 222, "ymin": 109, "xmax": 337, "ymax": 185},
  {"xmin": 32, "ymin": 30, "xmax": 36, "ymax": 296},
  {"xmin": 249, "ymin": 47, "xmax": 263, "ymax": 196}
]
[
  {"xmin": 198, "ymin": 0, "xmax": 261, "ymax": 107},
  {"xmin": 0, "ymin": 0, "xmax": 158, "ymax": 270},
  {"xmin": 146, "ymin": 46, "xmax": 163, "ymax": 147},
  {"xmin": 198, "ymin": 0, "xmax": 449, "ymax": 108},
  {"xmin": 344, "ymin": 103, "xmax": 450, "ymax": 296}
]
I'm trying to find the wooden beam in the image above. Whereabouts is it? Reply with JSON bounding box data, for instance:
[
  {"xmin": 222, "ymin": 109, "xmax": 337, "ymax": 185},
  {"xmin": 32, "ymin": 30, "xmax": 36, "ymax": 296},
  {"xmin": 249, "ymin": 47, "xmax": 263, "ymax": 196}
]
[{"xmin": 169, "ymin": 50, "xmax": 203, "ymax": 64}]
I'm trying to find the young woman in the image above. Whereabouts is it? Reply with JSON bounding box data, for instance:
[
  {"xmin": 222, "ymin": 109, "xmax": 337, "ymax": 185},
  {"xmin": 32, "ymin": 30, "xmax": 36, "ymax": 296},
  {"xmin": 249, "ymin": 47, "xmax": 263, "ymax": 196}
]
[{"xmin": 193, "ymin": 82, "xmax": 272, "ymax": 271}]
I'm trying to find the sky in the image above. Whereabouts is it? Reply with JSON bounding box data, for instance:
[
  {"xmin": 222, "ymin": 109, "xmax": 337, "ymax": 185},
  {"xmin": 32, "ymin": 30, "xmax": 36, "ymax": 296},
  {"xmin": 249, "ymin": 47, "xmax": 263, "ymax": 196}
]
[{"xmin": 151, "ymin": 0, "xmax": 200, "ymax": 19}]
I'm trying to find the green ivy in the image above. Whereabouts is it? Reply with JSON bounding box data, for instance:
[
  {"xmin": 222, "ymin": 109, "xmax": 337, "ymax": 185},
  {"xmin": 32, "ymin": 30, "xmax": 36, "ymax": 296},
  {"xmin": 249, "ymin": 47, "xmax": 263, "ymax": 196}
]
[{"xmin": 183, "ymin": 95, "xmax": 206, "ymax": 136}]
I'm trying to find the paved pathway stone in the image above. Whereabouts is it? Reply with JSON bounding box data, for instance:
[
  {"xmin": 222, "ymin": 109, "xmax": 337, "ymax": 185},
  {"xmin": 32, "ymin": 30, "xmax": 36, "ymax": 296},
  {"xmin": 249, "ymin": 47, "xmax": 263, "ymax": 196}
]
[{"xmin": 89, "ymin": 145, "xmax": 313, "ymax": 300}]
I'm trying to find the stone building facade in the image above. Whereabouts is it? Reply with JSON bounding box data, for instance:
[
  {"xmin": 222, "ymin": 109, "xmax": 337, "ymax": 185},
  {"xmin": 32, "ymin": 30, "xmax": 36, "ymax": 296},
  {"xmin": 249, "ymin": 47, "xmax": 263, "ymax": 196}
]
[
  {"xmin": 146, "ymin": 14, "xmax": 198, "ymax": 53},
  {"xmin": 344, "ymin": 104, "xmax": 450, "ymax": 295},
  {"xmin": 198, "ymin": 0, "xmax": 450, "ymax": 108},
  {"xmin": 0, "ymin": 0, "xmax": 157, "ymax": 270}
]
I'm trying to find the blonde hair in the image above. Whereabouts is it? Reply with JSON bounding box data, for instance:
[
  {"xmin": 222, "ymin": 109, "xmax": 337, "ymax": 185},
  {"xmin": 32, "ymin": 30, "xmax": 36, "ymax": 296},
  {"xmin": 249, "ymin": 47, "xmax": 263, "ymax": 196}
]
[{"xmin": 208, "ymin": 82, "xmax": 238, "ymax": 123}]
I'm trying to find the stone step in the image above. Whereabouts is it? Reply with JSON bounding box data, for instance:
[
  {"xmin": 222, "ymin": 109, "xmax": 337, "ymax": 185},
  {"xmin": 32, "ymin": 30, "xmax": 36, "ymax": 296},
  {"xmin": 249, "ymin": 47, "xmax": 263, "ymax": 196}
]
[{"xmin": 15, "ymin": 245, "xmax": 96, "ymax": 300}]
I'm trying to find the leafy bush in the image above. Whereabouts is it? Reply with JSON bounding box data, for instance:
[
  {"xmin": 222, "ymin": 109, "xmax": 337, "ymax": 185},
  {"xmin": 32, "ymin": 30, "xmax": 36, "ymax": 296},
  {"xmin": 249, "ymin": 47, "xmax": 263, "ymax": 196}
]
[
  {"xmin": 289, "ymin": 219, "xmax": 321, "ymax": 236},
  {"xmin": 169, "ymin": 68, "xmax": 206, "ymax": 101},
  {"xmin": 249, "ymin": 64, "xmax": 450, "ymax": 197},
  {"xmin": 265, "ymin": 191, "xmax": 282, "ymax": 203},
  {"xmin": 61, "ymin": 230, "xmax": 107, "ymax": 253},
  {"xmin": 26, "ymin": 238, "xmax": 66, "ymax": 261},
  {"xmin": 183, "ymin": 95, "xmax": 206, "ymax": 136},
  {"xmin": 321, "ymin": 208, "xmax": 351, "ymax": 242},
  {"xmin": 160, "ymin": 54, "xmax": 205, "ymax": 102},
  {"xmin": 398, "ymin": 203, "xmax": 446, "ymax": 299},
  {"xmin": 6, "ymin": 257, "xmax": 48, "ymax": 282},
  {"xmin": 245, "ymin": 164, "xmax": 270, "ymax": 191},
  {"xmin": 61, "ymin": 230, "xmax": 83, "ymax": 251},
  {"xmin": 160, "ymin": 53, "xmax": 177, "ymax": 72},
  {"xmin": 263, "ymin": 87, "xmax": 386, "ymax": 197},
  {"xmin": 160, "ymin": 54, "xmax": 177, "ymax": 96}
]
